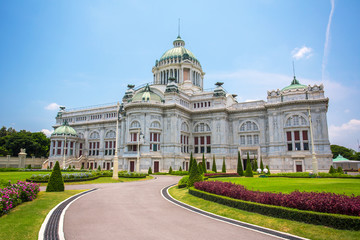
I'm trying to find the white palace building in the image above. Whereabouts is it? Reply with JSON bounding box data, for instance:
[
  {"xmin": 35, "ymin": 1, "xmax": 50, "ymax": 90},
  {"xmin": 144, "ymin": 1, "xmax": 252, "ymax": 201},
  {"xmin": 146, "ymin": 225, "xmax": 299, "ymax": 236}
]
[{"xmin": 47, "ymin": 35, "xmax": 332, "ymax": 173}]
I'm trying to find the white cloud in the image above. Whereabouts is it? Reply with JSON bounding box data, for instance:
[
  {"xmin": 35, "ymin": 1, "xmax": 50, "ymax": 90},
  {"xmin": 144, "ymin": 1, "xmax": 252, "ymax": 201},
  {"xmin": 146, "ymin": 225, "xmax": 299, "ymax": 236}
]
[
  {"xmin": 292, "ymin": 46, "xmax": 313, "ymax": 60},
  {"xmin": 41, "ymin": 129, "xmax": 54, "ymax": 137},
  {"xmin": 329, "ymin": 119, "xmax": 360, "ymax": 150},
  {"xmin": 322, "ymin": 0, "xmax": 335, "ymax": 81},
  {"xmin": 45, "ymin": 103, "xmax": 61, "ymax": 110}
]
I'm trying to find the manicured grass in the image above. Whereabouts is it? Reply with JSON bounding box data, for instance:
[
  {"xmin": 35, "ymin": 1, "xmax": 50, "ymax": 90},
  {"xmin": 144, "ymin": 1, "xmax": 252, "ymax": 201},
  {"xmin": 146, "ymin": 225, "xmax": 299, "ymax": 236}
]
[
  {"xmin": 169, "ymin": 187, "xmax": 360, "ymax": 240},
  {"xmin": 212, "ymin": 177, "xmax": 360, "ymax": 196},
  {"xmin": 0, "ymin": 190, "xmax": 85, "ymax": 240},
  {"xmin": 0, "ymin": 172, "xmax": 153, "ymax": 187}
]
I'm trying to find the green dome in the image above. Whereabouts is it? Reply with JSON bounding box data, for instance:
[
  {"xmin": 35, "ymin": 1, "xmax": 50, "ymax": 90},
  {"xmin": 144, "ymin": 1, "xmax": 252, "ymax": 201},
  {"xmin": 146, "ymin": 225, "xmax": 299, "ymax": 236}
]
[
  {"xmin": 282, "ymin": 76, "xmax": 307, "ymax": 91},
  {"xmin": 52, "ymin": 121, "xmax": 77, "ymax": 136},
  {"xmin": 159, "ymin": 36, "xmax": 199, "ymax": 62},
  {"xmin": 132, "ymin": 84, "xmax": 163, "ymax": 102}
]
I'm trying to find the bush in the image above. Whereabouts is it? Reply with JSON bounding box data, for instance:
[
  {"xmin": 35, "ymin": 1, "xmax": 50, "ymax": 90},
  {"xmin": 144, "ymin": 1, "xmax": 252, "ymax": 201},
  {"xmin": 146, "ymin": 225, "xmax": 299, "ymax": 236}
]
[
  {"xmin": 26, "ymin": 164, "xmax": 31, "ymax": 170},
  {"xmin": 260, "ymin": 158, "xmax": 264, "ymax": 171},
  {"xmin": 189, "ymin": 187, "xmax": 360, "ymax": 230},
  {"xmin": 202, "ymin": 153, "xmax": 206, "ymax": 174},
  {"xmin": 97, "ymin": 165, "xmax": 101, "ymax": 171},
  {"xmin": 46, "ymin": 161, "xmax": 64, "ymax": 192},
  {"xmin": 194, "ymin": 181, "xmax": 360, "ymax": 217},
  {"xmin": 269, "ymin": 172, "xmax": 360, "ymax": 178},
  {"xmin": 337, "ymin": 166, "xmax": 344, "ymax": 174},
  {"xmin": 148, "ymin": 167, "xmax": 152, "ymax": 174},
  {"xmin": 0, "ymin": 168, "xmax": 20, "ymax": 172},
  {"xmin": 329, "ymin": 165, "xmax": 336, "ymax": 174},
  {"xmin": 187, "ymin": 157, "xmax": 203, "ymax": 187},
  {"xmin": 118, "ymin": 172, "xmax": 148, "ymax": 178},
  {"xmin": 237, "ymin": 151, "xmax": 244, "ymax": 176},
  {"xmin": 266, "ymin": 165, "xmax": 270, "ymax": 174},
  {"xmin": 179, "ymin": 166, "xmax": 182, "ymax": 171},
  {"xmin": 178, "ymin": 176, "xmax": 189, "ymax": 188},
  {"xmin": 171, "ymin": 171, "xmax": 189, "ymax": 176},
  {"xmin": 169, "ymin": 166, "xmax": 173, "ymax": 174}
]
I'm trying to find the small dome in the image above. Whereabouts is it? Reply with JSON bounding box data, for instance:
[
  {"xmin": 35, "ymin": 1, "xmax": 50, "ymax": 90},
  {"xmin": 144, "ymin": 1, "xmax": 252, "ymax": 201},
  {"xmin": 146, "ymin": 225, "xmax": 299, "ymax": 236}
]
[
  {"xmin": 132, "ymin": 84, "xmax": 163, "ymax": 102},
  {"xmin": 52, "ymin": 121, "xmax": 77, "ymax": 136},
  {"xmin": 282, "ymin": 76, "xmax": 307, "ymax": 91},
  {"xmin": 159, "ymin": 36, "xmax": 199, "ymax": 63}
]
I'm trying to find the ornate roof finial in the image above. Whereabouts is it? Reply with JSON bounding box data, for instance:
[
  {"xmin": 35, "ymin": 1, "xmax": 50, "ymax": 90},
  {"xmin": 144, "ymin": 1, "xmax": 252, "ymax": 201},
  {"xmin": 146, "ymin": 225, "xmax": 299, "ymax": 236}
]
[{"xmin": 178, "ymin": 18, "xmax": 181, "ymax": 38}]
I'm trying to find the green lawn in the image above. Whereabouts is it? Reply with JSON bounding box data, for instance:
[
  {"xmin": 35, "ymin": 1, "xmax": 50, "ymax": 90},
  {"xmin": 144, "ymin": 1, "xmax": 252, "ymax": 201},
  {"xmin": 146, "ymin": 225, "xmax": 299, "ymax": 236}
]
[
  {"xmin": 0, "ymin": 190, "xmax": 85, "ymax": 240},
  {"xmin": 169, "ymin": 187, "xmax": 360, "ymax": 240},
  {"xmin": 211, "ymin": 177, "xmax": 360, "ymax": 196},
  {"xmin": 0, "ymin": 172, "xmax": 153, "ymax": 187}
]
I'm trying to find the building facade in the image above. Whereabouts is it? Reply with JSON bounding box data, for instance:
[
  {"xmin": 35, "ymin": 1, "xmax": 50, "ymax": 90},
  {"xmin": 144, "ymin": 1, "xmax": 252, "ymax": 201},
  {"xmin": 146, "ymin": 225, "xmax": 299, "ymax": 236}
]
[{"xmin": 47, "ymin": 35, "xmax": 332, "ymax": 173}]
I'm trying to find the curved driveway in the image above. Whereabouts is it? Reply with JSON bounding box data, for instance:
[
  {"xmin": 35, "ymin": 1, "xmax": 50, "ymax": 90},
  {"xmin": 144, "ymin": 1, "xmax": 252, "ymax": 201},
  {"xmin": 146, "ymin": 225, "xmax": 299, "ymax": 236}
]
[{"xmin": 63, "ymin": 176, "xmax": 279, "ymax": 240}]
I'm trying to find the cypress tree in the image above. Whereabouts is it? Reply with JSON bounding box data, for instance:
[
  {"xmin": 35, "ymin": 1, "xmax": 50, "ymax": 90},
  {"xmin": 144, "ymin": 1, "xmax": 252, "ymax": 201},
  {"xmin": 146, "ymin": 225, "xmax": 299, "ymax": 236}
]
[
  {"xmin": 222, "ymin": 157, "xmax": 226, "ymax": 173},
  {"xmin": 237, "ymin": 151, "xmax": 244, "ymax": 176},
  {"xmin": 212, "ymin": 155, "xmax": 217, "ymax": 173},
  {"xmin": 46, "ymin": 161, "xmax": 64, "ymax": 192},
  {"xmin": 189, "ymin": 152, "xmax": 193, "ymax": 173},
  {"xmin": 260, "ymin": 157, "xmax": 264, "ymax": 171},
  {"xmin": 179, "ymin": 166, "xmax": 182, "ymax": 171},
  {"xmin": 97, "ymin": 165, "xmax": 101, "ymax": 171},
  {"xmin": 202, "ymin": 153, "xmax": 206, "ymax": 173},
  {"xmin": 337, "ymin": 166, "xmax": 343, "ymax": 174},
  {"xmin": 245, "ymin": 153, "xmax": 253, "ymax": 177},
  {"xmin": 169, "ymin": 166, "xmax": 173, "ymax": 174},
  {"xmin": 329, "ymin": 165, "xmax": 336, "ymax": 174},
  {"xmin": 148, "ymin": 167, "xmax": 152, "ymax": 174}
]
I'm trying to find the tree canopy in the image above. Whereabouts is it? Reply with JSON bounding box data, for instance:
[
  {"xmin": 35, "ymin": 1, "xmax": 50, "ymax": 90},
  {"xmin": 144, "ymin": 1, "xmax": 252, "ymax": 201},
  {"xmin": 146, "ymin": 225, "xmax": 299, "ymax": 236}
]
[
  {"xmin": 0, "ymin": 126, "xmax": 50, "ymax": 157},
  {"xmin": 331, "ymin": 144, "xmax": 360, "ymax": 160}
]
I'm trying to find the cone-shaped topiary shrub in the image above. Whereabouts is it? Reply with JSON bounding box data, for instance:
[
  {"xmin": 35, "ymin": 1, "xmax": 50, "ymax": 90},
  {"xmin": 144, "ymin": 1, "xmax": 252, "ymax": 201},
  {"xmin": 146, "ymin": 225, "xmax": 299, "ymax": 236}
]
[
  {"xmin": 189, "ymin": 152, "xmax": 193, "ymax": 173},
  {"xmin": 97, "ymin": 165, "xmax": 101, "ymax": 171},
  {"xmin": 245, "ymin": 153, "xmax": 253, "ymax": 177},
  {"xmin": 337, "ymin": 166, "xmax": 344, "ymax": 174},
  {"xmin": 202, "ymin": 153, "xmax": 206, "ymax": 173},
  {"xmin": 329, "ymin": 165, "xmax": 336, "ymax": 174},
  {"xmin": 148, "ymin": 167, "xmax": 152, "ymax": 174},
  {"xmin": 260, "ymin": 157, "xmax": 264, "ymax": 172},
  {"xmin": 46, "ymin": 161, "xmax": 64, "ymax": 192},
  {"xmin": 237, "ymin": 151, "xmax": 244, "ymax": 176},
  {"xmin": 212, "ymin": 155, "xmax": 217, "ymax": 173},
  {"xmin": 169, "ymin": 166, "xmax": 173, "ymax": 174},
  {"xmin": 179, "ymin": 166, "xmax": 182, "ymax": 171},
  {"xmin": 222, "ymin": 157, "xmax": 226, "ymax": 173},
  {"xmin": 187, "ymin": 158, "xmax": 203, "ymax": 187},
  {"xmin": 266, "ymin": 165, "xmax": 271, "ymax": 174}
]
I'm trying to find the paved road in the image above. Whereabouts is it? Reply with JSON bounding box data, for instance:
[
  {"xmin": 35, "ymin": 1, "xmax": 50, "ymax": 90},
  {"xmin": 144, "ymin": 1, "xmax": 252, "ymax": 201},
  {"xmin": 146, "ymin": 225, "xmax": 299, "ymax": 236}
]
[{"xmin": 63, "ymin": 176, "xmax": 279, "ymax": 240}]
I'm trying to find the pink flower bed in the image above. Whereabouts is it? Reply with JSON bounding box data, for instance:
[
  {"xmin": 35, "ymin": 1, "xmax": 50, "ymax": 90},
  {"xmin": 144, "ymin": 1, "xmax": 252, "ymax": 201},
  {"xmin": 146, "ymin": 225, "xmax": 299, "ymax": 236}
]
[
  {"xmin": 194, "ymin": 181, "xmax": 360, "ymax": 216},
  {"xmin": 0, "ymin": 181, "xmax": 40, "ymax": 216}
]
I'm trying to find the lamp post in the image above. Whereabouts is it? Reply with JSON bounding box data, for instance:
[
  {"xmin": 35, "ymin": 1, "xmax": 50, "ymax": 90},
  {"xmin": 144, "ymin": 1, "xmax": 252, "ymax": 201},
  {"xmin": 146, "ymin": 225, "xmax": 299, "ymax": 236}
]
[
  {"xmin": 136, "ymin": 129, "xmax": 143, "ymax": 173},
  {"xmin": 112, "ymin": 102, "xmax": 120, "ymax": 180},
  {"xmin": 308, "ymin": 107, "xmax": 318, "ymax": 174},
  {"xmin": 63, "ymin": 136, "xmax": 67, "ymax": 169}
]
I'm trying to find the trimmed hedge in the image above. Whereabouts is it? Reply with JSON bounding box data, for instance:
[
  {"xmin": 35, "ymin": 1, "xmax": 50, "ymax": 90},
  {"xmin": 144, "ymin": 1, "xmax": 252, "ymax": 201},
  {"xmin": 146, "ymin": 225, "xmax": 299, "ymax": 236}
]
[
  {"xmin": 26, "ymin": 176, "xmax": 99, "ymax": 183},
  {"xmin": 178, "ymin": 176, "xmax": 189, "ymax": 188},
  {"xmin": 204, "ymin": 173, "xmax": 240, "ymax": 178},
  {"xmin": 189, "ymin": 187, "xmax": 360, "ymax": 230},
  {"xmin": 269, "ymin": 172, "xmax": 360, "ymax": 179}
]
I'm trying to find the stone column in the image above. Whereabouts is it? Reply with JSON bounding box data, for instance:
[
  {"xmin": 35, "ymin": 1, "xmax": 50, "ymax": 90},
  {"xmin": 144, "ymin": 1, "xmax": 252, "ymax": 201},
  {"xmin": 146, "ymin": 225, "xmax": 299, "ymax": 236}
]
[
  {"xmin": 6, "ymin": 155, "xmax": 10, "ymax": 168},
  {"xmin": 18, "ymin": 149, "xmax": 27, "ymax": 168}
]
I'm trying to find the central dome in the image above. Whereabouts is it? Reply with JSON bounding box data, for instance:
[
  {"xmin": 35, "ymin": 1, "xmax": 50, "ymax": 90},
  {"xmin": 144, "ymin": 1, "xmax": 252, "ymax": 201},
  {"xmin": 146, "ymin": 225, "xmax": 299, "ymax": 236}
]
[{"xmin": 159, "ymin": 36, "xmax": 199, "ymax": 63}]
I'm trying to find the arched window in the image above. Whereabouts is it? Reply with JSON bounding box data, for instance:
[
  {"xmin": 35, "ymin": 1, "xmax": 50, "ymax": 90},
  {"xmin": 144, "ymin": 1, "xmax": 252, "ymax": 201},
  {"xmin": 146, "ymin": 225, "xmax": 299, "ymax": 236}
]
[
  {"xmin": 181, "ymin": 122, "xmax": 189, "ymax": 132},
  {"xmin": 105, "ymin": 130, "xmax": 116, "ymax": 139},
  {"xmin": 89, "ymin": 131, "xmax": 100, "ymax": 139},
  {"xmin": 150, "ymin": 121, "xmax": 161, "ymax": 129},
  {"xmin": 130, "ymin": 121, "xmax": 140, "ymax": 129},
  {"xmin": 285, "ymin": 115, "xmax": 308, "ymax": 127},
  {"xmin": 194, "ymin": 123, "xmax": 211, "ymax": 132},
  {"xmin": 239, "ymin": 121, "xmax": 260, "ymax": 146}
]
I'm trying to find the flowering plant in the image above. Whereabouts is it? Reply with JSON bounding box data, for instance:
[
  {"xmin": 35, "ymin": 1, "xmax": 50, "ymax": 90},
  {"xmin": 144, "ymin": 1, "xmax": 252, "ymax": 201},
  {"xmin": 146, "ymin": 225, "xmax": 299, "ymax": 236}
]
[
  {"xmin": 194, "ymin": 181, "xmax": 360, "ymax": 216},
  {"xmin": 0, "ymin": 181, "xmax": 40, "ymax": 216}
]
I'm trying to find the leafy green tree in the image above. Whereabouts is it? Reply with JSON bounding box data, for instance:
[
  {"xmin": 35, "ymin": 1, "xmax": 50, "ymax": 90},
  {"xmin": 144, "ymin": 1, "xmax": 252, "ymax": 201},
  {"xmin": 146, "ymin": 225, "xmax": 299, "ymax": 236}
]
[
  {"xmin": 46, "ymin": 161, "xmax": 64, "ymax": 192},
  {"xmin": 212, "ymin": 155, "xmax": 217, "ymax": 173},
  {"xmin": 245, "ymin": 153, "xmax": 253, "ymax": 177},
  {"xmin": 237, "ymin": 151, "xmax": 244, "ymax": 176},
  {"xmin": 222, "ymin": 157, "xmax": 226, "ymax": 173},
  {"xmin": 260, "ymin": 157, "xmax": 264, "ymax": 171},
  {"xmin": 148, "ymin": 167, "xmax": 152, "ymax": 174},
  {"xmin": 202, "ymin": 153, "xmax": 206, "ymax": 173},
  {"xmin": 331, "ymin": 144, "xmax": 358, "ymax": 160}
]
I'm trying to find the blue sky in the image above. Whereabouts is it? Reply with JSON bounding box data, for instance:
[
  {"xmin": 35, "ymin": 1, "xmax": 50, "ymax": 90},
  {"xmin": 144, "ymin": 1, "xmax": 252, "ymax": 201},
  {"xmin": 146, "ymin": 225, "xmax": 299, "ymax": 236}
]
[{"xmin": 0, "ymin": 0, "xmax": 359, "ymax": 150}]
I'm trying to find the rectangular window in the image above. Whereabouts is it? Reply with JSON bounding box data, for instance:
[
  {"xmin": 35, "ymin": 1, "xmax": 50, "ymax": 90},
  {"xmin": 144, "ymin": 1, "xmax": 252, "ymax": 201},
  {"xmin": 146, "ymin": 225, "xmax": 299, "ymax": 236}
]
[
  {"xmin": 254, "ymin": 135, "xmax": 259, "ymax": 144},
  {"xmin": 200, "ymin": 136, "xmax": 205, "ymax": 145},
  {"xmin": 247, "ymin": 135, "xmax": 252, "ymax": 145},
  {"xmin": 302, "ymin": 131, "xmax": 308, "ymax": 140},
  {"xmin": 294, "ymin": 131, "xmax": 300, "ymax": 141},
  {"xmin": 286, "ymin": 132, "xmax": 292, "ymax": 141},
  {"xmin": 288, "ymin": 143, "xmax": 293, "ymax": 151},
  {"xmin": 240, "ymin": 135, "xmax": 245, "ymax": 145},
  {"xmin": 303, "ymin": 142, "xmax": 309, "ymax": 150},
  {"xmin": 194, "ymin": 137, "xmax": 198, "ymax": 145},
  {"xmin": 206, "ymin": 136, "xmax": 211, "ymax": 144},
  {"xmin": 295, "ymin": 142, "xmax": 301, "ymax": 151}
]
